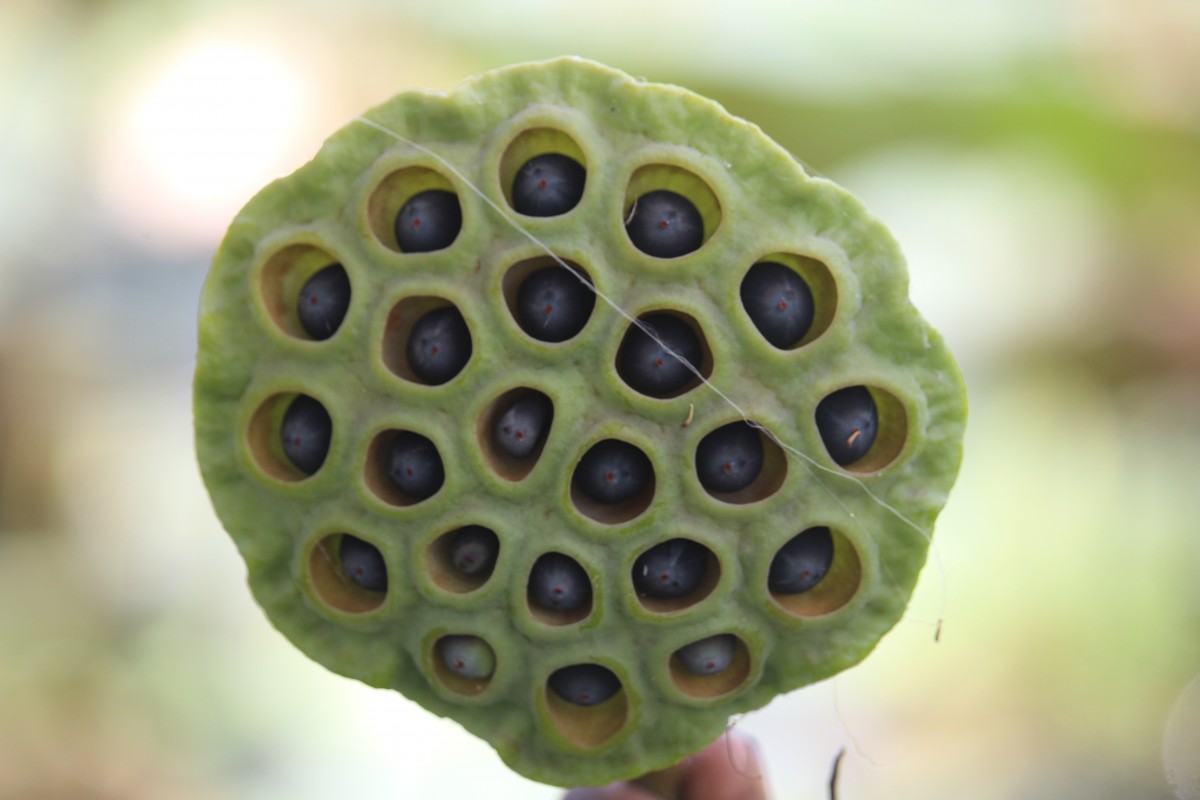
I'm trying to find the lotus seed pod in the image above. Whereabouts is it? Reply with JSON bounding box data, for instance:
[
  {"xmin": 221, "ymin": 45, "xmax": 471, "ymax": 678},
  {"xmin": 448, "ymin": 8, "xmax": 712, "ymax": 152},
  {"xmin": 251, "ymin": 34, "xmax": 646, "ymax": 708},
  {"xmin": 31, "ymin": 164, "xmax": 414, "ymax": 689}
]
[{"xmin": 194, "ymin": 57, "xmax": 967, "ymax": 787}]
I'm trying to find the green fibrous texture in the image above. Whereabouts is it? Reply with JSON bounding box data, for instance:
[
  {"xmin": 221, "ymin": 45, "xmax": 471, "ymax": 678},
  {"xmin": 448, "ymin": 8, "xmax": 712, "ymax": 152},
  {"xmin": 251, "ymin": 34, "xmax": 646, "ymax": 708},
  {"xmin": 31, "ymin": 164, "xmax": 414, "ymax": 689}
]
[{"xmin": 194, "ymin": 58, "xmax": 967, "ymax": 787}]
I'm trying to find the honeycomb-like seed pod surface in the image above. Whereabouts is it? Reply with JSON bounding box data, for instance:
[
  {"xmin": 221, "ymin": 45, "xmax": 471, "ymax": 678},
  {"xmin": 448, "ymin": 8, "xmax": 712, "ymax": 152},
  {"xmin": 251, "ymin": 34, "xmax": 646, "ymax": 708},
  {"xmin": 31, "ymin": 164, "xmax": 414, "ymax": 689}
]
[{"xmin": 194, "ymin": 57, "xmax": 967, "ymax": 787}]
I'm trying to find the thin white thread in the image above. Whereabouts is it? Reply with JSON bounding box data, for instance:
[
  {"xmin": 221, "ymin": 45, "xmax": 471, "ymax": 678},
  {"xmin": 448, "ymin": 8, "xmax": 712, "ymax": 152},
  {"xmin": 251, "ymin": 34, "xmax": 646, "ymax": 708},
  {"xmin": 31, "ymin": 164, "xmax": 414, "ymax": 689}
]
[
  {"xmin": 832, "ymin": 677, "xmax": 882, "ymax": 768},
  {"xmin": 353, "ymin": 115, "xmax": 947, "ymax": 630}
]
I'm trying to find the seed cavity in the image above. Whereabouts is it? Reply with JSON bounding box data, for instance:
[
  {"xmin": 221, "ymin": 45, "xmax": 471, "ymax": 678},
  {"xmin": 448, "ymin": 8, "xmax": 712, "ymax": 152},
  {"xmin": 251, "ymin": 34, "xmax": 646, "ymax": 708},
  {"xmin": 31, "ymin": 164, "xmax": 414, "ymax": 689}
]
[
  {"xmin": 669, "ymin": 634, "xmax": 752, "ymax": 699},
  {"xmin": 433, "ymin": 634, "xmax": 496, "ymax": 696},
  {"xmin": 279, "ymin": 394, "xmax": 332, "ymax": 476},
  {"xmin": 427, "ymin": 526, "xmax": 500, "ymax": 594},
  {"xmin": 515, "ymin": 266, "xmax": 595, "ymax": 342},
  {"xmin": 511, "ymin": 153, "xmax": 586, "ymax": 217},
  {"xmin": 395, "ymin": 189, "xmax": 462, "ymax": 252},
  {"xmin": 527, "ymin": 552, "xmax": 592, "ymax": 625},
  {"xmin": 571, "ymin": 439, "xmax": 655, "ymax": 524},
  {"xmin": 632, "ymin": 539, "xmax": 719, "ymax": 613},
  {"xmin": 616, "ymin": 312, "xmax": 710, "ymax": 399},
  {"xmin": 741, "ymin": 261, "xmax": 813, "ymax": 349},
  {"xmin": 295, "ymin": 264, "xmax": 351, "ymax": 340},
  {"xmin": 308, "ymin": 533, "xmax": 386, "ymax": 614},
  {"xmin": 768, "ymin": 528, "xmax": 863, "ymax": 618}
]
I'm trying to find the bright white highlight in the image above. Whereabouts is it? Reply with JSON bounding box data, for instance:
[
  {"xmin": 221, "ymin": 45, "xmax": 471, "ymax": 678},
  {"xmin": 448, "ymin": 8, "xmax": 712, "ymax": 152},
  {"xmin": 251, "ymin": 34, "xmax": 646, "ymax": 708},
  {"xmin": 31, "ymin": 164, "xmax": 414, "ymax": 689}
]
[{"xmin": 100, "ymin": 39, "xmax": 310, "ymax": 245}]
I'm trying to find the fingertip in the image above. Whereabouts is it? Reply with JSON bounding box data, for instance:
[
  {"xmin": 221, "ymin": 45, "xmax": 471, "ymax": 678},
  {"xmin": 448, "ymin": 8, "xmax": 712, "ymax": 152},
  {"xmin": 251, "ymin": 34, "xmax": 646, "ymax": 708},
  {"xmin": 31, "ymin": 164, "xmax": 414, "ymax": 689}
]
[
  {"xmin": 563, "ymin": 782, "xmax": 663, "ymax": 800},
  {"xmin": 683, "ymin": 732, "xmax": 768, "ymax": 800}
]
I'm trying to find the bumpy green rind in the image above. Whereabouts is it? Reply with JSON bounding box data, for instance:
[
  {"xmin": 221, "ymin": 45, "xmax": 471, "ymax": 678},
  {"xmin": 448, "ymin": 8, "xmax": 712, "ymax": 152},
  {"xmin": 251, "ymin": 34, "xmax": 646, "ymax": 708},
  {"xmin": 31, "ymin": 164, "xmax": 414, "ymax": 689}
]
[{"xmin": 194, "ymin": 57, "xmax": 966, "ymax": 787}]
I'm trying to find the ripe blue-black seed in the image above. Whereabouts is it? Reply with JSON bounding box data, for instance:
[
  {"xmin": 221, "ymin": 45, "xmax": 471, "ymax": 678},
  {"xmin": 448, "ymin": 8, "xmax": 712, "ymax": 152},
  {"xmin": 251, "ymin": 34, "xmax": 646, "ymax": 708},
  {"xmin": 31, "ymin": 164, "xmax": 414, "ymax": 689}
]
[
  {"xmin": 633, "ymin": 539, "xmax": 707, "ymax": 599},
  {"xmin": 815, "ymin": 386, "xmax": 878, "ymax": 465},
  {"xmin": 339, "ymin": 534, "xmax": 387, "ymax": 592},
  {"xmin": 280, "ymin": 395, "xmax": 331, "ymax": 475},
  {"xmin": 511, "ymin": 153, "xmax": 585, "ymax": 217},
  {"xmin": 548, "ymin": 664, "xmax": 621, "ymax": 707},
  {"xmin": 625, "ymin": 190, "xmax": 704, "ymax": 258},
  {"xmin": 768, "ymin": 527, "xmax": 834, "ymax": 594},
  {"xmin": 528, "ymin": 552, "xmax": 591, "ymax": 613},
  {"xmin": 407, "ymin": 306, "xmax": 472, "ymax": 385},
  {"xmin": 386, "ymin": 431, "xmax": 444, "ymax": 501},
  {"xmin": 394, "ymin": 189, "xmax": 461, "ymax": 252},
  {"xmin": 740, "ymin": 261, "xmax": 814, "ymax": 348},
  {"xmin": 296, "ymin": 264, "xmax": 350, "ymax": 340},
  {"xmin": 449, "ymin": 526, "xmax": 498, "ymax": 577},
  {"xmin": 574, "ymin": 439, "xmax": 652, "ymax": 505},
  {"xmin": 515, "ymin": 267, "xmax": 595, "ymax": 342},
  {"xmin": 675, "ymin": 634, "xmax": 737, "ymax": 676},
  {"xmin": 438, "ymin": 635, "xmax": 496, "ymax": 681},
  {"xmin": 695, "ymin": 422, "xmax": 764, "ymax": 494},
  {"xmin": 616, "ymin": 313, "xmax": 702, "ymax": 397},
  {"xmin": 495, "ymin": 392, "xmax": 553, "ymax": 458}
]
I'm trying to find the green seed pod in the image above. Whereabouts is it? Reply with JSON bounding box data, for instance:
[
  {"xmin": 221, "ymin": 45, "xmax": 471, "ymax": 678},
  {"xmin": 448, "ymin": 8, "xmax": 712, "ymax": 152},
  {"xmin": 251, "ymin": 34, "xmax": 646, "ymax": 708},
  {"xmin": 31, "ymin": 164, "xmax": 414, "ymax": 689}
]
[{"xmin": 193, "ymin": 57, "xmax": 967, "ymax": 787}]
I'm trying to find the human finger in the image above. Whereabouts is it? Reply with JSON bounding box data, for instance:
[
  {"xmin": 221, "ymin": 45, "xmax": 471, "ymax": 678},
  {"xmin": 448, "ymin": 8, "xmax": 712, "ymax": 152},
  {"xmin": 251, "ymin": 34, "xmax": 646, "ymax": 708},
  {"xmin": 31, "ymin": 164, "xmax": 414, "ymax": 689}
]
[
  {"xmin": 679, "ymin": 732, "xmax": 768, "ymax": 800},
  {"xmin": 563, "ymin": 782, "xmax": 662, "ymax": 800}
]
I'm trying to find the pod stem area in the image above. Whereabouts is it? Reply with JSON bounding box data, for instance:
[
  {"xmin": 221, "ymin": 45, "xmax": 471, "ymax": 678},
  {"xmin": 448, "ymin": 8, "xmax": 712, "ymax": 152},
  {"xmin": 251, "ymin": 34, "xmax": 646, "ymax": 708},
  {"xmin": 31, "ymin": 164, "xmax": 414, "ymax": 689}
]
[{"xmin": 629, "ymin": 761, "xmax": 686, "ymax": 799}]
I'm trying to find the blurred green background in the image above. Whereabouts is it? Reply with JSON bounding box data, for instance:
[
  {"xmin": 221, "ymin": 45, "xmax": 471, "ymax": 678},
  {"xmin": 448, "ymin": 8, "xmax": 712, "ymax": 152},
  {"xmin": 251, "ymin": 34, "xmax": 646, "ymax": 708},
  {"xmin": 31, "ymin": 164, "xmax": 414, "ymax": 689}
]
[{"xmin": 2, "ymin": 1, "xmax": 1198, "ymax": 798}]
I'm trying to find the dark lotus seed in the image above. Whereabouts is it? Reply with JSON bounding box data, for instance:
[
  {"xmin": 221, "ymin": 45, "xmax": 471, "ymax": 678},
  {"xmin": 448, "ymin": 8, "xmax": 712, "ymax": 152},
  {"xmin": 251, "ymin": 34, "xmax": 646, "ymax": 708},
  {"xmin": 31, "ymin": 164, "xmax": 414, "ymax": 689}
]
[
  {"xmin": 528, "ymin": 552, "xmax": 591, "ymax": 613},
  {"xmin": 675, "ymin": 634, "xmax": 737, "ymax": 676},
  {"xmin": 339, "ymin": 535, "xmax": 387, "ymax": 593},
  {"xmin": 495, "ymin": 393, "xmax": 553, "ymax": 459},
  {"xmin": 616, "ymin": 313, "xmax": 702, "ymax": 397},
  {"xmin": 768, "ymin": 527, "xmax": 834, "ymax": 594},
  {"xmin": 296, "ymin": 264, "xmax": 350, "ymax": 340},
  {"xmin": 449, "ymin": 526, "xmax": 498, "ymax": 577},
  {"xmin": 394, "ymin": 189, "xmax": 461, "ymax": 252},
  {"xmin": 515, "ymin": 267, "xmax": 595, "ymax": 342},
  {"xmin": 280, "ymin": 395, "xmax": 331, "ymax": 475},
  {"xmin": 815, "ymin": 386, "xmax": 878, "ymax": 466},
  {"xmin": 632, "ymin": 538, "xmax": 707, "ymax": 599},
  {"xmin": 548, "ymin": 664, "xmax": 620, "ymax": 707},
  {"xmin": 438, "ymin": 635, "xmax": 496, "ymax": 681},
  {"xmin": 386, "ymin": 431, "xmax": 444, "ymax": 501},
  {"xmin": 407, "ymin": 306, "xmax": 472, "ymax": 385},
  {"xmin": 625, "ymin": 189, "xmax": 704, "ymax": 258},
  {"xmin": 740, "ymin": 261, "xmax": 814, "ymax": 349},
  {"xmin": 574, "ymin": 440, "xmax": 652, "ymax": 505},
  {"xmin": 511, "ymin": 153, "xmax": 585, "ymax": 217},
  {"xmin": 695, "ymin": 422, "xmax": 764, "ymax": 494}
]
